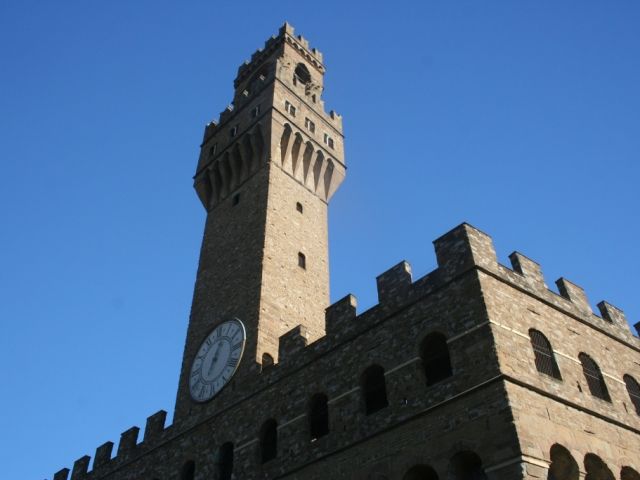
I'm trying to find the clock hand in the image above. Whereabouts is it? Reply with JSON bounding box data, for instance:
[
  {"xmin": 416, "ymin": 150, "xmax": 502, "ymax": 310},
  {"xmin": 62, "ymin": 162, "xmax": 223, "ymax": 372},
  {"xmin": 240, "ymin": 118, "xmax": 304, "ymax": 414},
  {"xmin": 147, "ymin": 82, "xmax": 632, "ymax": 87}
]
[{"xmin": 208, "ymin": 343, "xmax": 224, "ymax": 376}]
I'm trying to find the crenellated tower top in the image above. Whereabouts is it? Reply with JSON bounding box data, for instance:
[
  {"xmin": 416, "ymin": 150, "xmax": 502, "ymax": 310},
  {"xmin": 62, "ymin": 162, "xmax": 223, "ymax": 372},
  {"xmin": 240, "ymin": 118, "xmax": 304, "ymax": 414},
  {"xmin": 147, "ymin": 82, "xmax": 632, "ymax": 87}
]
[{"xmin": 194, "ymin": 22, "xmax": 345, "ymax": 210}]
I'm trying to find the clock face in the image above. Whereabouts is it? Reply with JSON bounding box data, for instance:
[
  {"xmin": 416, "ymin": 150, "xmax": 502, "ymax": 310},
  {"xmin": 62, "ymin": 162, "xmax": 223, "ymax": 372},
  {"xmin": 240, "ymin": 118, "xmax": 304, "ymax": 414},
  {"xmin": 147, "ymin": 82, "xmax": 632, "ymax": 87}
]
[{"xmin": 189, "ymin": 318, "xmax": 246, "ymax": 402}]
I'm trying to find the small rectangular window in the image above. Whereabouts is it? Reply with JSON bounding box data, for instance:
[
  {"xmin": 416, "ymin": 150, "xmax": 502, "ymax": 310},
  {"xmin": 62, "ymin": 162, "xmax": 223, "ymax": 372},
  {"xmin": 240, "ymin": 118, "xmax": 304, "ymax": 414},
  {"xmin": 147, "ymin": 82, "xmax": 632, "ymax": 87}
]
[
  {"xmin": 232, "ymin": 193, "xmax": 240, "ymax": 206},
  {"xmin": 323, "ymin": 134, "xmax": 334, "ymax": 149},
  {"xmin": 252, "ymin": 105, "xmax": 260, "ymax": 118},
  {"xmin": 296, "ymin": 202, "xmax": 303, "ymax": 213},
  {"xmin": 285, "ymin": 101, "xmax": 296, "ymax": 117},
  {"xmin": 298, "ymin": 252, "xmax": 306, "ymax": 269},
  {"xmin": 230, "ymin": 125, "xmax": 238, "ymax": 138},
  {"xmin": 209, "ymin": 143, "xmax": 217, "ymax": 157},
  {"xmin": 304, "ymin": 118, "xmax": 315, "ymax": 133}
]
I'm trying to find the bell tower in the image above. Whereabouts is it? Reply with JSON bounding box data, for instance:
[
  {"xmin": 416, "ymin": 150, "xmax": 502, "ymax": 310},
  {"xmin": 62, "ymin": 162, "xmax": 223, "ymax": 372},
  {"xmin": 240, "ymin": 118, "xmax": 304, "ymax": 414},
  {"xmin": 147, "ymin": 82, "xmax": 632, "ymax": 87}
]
[{"xmin": 174, "ymin": 23, "xmax": 346, "ymax": 420}]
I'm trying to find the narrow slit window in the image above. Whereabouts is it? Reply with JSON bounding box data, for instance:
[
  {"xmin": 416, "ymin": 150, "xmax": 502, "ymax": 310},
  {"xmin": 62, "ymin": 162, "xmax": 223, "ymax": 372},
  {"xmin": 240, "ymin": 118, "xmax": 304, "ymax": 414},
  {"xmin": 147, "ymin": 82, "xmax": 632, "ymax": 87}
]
[
  {"xmin": 260, "ymin": 419, "xmax": 278, "ymax": 463},
  {"xmin": 232, "ymin": 193, "xmax": 240, "ymax": 206},
  {"xmin": 230, "ymin": 125, "xmax": 238, "ymax": 138},
  {"xmin": 298, "ymin": 252, "xmax": 306, "ymax": 269},
  {"xmin": 296, "ymin": 202, "xmax": 303, "ymax": 213},
  {"xmin": 216, "ymin": 443, "xmax": 234, "ymax": 480},
  {"xmin": 361, "ymin": 365, "xmax": 389, "ymax": 415},
  {"xmin": 208, "ymin": 143, "xmax": 217, "ymax": 157},
  {"xmin": 252, "ymin": 105, "xmax": 260, "ymax": 118},
  {"xmin": 308, "ymin": 393, "xmax": 329, "ymax": 440}
]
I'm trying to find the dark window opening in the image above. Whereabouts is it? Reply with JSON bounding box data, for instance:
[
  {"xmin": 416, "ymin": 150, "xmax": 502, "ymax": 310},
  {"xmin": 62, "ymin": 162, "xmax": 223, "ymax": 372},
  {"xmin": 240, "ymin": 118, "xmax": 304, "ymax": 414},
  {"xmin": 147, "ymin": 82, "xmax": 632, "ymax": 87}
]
[
  {"xmin": 216, "ymin": 442, "xmax": 234, "ymax": 480},
  {"xmin": 450, "ymin": 451, "xmax": 488, "ymax": 480},
  {"xmin": 230, "ymin": 125, "xmax": 238, "ymax": 138},
  {"xmin": 252, "ymin": 105, "xmax": 260, "ymax": 118},
  {"xmin": 361, "ymin": 365, "xmax": 389, "ymax": 415},
  {"xmin": 298, "ymin": 252, "xmax": 306, "ymax": 269},
  {"xmin": 529, "ymin": 329, "xmax": 562, "ymax": 380},
  {"xmin": 305, "ymin": 117, "xmax": 316, "ymax": 133},
  {"xmin": 579, "ymin": 353, "xmax": 611, "ymax": 402},
  {"xmin": 621, "ymin": 466, "xmax": 640, "ymax": 480},
  {"xmin": 548, "ymin": 444, "xmax": 579, "ymax": 480},
  {"xmin": 402, "ymin": 465, "xmax": 439, "ymax": 480},
  {"xmin": 308, "ymin": 393, "xmax": 329, "ymax": 440},
  {"xmin": 624, "ymin": 374, "xmax": 640, "ymax": 415},
  {"xmin": 294, "ymin": 63, "xmax": 311, "ymax": 85},
  {"xmin": 285, "ymin": 100, "xmax": 296, "ymax": 117},
  {"xmin": 262, "ymin": 352, "xmax": 274, "ymax": 368},
  {"xmin": 420, "ymin": 332, "xmax": 452, "ymax": 386},
  {"xmin": 208, "ymin": 143, "xmax": 217, "ymax": 157},
  {"xmin": 260, "ymin": 419, "xmax": 278, "ymax": 463},
  {"xmin": 584, "ymin": 453, "xmax": 615, "ymax": 480},
  {"xmin": 312, "ymin": 94, "xmax": 317, "ymax": 103},
  {"xmin": 232, "ymin": 193, "xmax": 240, "ymax": 206},
  {"xmin": 296, "ymin": 202, "xmax": 303, "ymax": 213},
  {"xmin": 180, "ymin": 460, "xmax": 195, "ymax": 480}
]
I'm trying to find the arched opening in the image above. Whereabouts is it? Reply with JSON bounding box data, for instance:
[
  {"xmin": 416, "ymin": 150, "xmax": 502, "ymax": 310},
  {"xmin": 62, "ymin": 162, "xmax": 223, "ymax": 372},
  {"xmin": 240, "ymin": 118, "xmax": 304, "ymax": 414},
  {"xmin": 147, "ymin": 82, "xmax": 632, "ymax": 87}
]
[
  {"xmin": 623, "ymin": 374, "xmax": 640, "ymax": 415},
  {"xmin": 449, "ymin": 451, "xmax": 488, "ymax": 480},
  {"xmin": 260, "ymin": 419, "xmax": 278, "ymax": 463},
  {"xmin": 403, "ymin": 464, "xmax": 439, "ymax": 480},
  {"xmin": 579, "ymin": 353, "xmax": 611, "ymax": 402},
  {"xmin": 216, "ymin": 442, "xmax": 234, "ymax": 480},
  {"xmin": 584, "ymin": 453, "xmax": 614, "ymax": 480},
  {"xmin": 308, "ymin": 393, "xmax": 329, "ymax": 440},
  {"xmin": 548, "ymin": 444, "xmax": 579, "ymax": 480},
  {"xmin": 621, "ymin": 466, "xmax": 640, "ymax": 480},
  {"xmin": 420, "ymin": 332, "xmax": 452, "ymax": 386},
  {"xmin": 529, "ymin": 329, "xmax": 562, "ymax": 379},
  {"xmin": 294, "ymin": 63, "xmax": 311, "ymax": 84},
  {"xmin": 361, "ymin": 365, "xmax": 389, "ymax": 415},
  {"xmin": 180, "ymin": 460, "xmax": 195, "ymax": 480},
  {"xmin": 261, "ymin": 352, "xmax": 274, "ymax": 368}
]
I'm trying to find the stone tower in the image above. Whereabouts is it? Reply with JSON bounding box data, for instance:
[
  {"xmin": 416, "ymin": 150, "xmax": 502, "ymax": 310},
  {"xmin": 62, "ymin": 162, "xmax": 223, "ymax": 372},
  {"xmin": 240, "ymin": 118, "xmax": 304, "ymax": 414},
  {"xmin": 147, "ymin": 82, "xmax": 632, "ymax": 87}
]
[
  {"xmin": 174, "ymin": 23, "xmax": 346, "ymax": 421},
  {"xmin": 51, "ymin": 23, "xmax": 640, "ymax": 480}
]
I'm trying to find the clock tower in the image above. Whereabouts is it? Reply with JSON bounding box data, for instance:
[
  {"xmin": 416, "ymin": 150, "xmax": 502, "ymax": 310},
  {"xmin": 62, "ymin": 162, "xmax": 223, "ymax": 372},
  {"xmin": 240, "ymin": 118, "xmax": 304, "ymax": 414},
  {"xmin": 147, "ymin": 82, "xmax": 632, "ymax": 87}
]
[{"xmin": 174, "ymin": 23, "xmax": 346, "ymax": 421}]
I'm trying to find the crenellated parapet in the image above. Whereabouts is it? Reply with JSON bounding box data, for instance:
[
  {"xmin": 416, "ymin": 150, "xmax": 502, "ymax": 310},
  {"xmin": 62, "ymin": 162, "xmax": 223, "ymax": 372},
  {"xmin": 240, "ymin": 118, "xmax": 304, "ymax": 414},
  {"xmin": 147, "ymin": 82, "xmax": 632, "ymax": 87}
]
[
  {"xmin": 270, "ymin": 222, "xmax": 639, "ymax": 375},
  {"xmin": 53, "ymin": 410, "xmax": 170, "ymax": 480},
  {"xmin": 53, "ymin": 222, "xmax": 638, "ymax": 479},
  {"xmin": 235, "ymin": 22, "xmax": 324, "ymax": 91}
]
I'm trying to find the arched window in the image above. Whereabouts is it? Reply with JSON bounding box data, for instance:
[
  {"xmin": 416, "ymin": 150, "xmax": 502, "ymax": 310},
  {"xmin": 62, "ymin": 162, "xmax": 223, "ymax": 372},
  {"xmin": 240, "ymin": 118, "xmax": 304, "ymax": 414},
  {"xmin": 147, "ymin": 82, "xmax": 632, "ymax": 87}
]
[
  {"xmin": 261, "ymin": 352, "xmax": 274, "ymax": 368},
  {"xmin": 216, "ymin": 442, "xmax": 234, "ymax": 480},
  {"xmin": 403, "ymin": 464, "xmax": 439, "ymax": 480},
  {"xmin": 584, "ymin": 453, "xmax": 615, "ymax": 480},
  {"xmin": 294, "ymin": 63, "xmax": 311, "ymax": 84},
  {"xmin": 449, "ymin": 451, "xmax": 488, "ymax": 480},
  {"xmin": 308, "ymin": 393, "xmax": 329, "ymax": 440},
  {"xmin": 361, "ymin": 365, "xmax": 389, "ymax": 415},
  {"xmin": 529, "ymin": 329, "xmax": 562, "ymax": 379},
  {"xmin": 420, "ymin": 332, "xmax": 452, "ymax": 386},
  {"xmin": 621, "ymin": 466, "xmax": 640, "ymax": 480},
  {"xmin": 548, "ymin": 444, "xmax": 579, "ymax": 480},
  {"xmin": 180, "ymin": 460, "xmax": 195, "ymax": 480},
  {"xmin": 260, "ymin": 419, "xmax": 278, "ymax": 463},
  {"xmin": 579, "ymin": 353, "xmax": 611, "ymax": 402},
  {"xmin": 623, "ymin": 374, "xmax": 640, "ymax": 415}
]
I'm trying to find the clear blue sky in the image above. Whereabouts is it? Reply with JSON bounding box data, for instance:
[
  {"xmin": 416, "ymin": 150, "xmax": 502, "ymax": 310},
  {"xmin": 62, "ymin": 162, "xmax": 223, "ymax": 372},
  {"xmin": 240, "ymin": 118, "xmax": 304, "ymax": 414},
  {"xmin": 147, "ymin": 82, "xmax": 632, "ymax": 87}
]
[{"xmin": 1, "ymin": 2, "xmax": 639, "ymax": 479}]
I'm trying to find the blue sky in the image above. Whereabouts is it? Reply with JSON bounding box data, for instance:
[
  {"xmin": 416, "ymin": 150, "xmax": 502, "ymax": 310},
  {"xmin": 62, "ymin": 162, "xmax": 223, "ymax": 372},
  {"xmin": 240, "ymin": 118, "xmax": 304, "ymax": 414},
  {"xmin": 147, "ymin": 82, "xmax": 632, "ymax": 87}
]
[{"xmin": 1, "ymin": 2, "xmax": 639, "ymax": 479}]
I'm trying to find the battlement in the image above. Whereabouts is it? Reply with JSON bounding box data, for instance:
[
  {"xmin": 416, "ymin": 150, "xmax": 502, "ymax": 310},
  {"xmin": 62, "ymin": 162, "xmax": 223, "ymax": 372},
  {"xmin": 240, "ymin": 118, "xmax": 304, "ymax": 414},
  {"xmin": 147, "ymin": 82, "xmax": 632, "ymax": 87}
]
[
  {"xmin": 235, "ymin": 22, "xmax": 324, "ymax": 90},
  {"xmin": 53, "ymin": 410, "xmax": 170, "ymax": 480},
  {"xmin": 272, "ymin": 222, "xmax": 638, "ymax": 372},
  {"xmin": 52, "ymin": 223, "xmax": 639, "ymax": 479}
]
